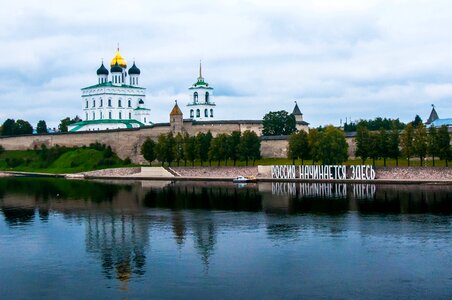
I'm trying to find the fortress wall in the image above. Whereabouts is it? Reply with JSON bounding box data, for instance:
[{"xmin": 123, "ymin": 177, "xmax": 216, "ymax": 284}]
[{"xmin": 0, "ymin": 125, "xmax": 357, "ymax": 162}]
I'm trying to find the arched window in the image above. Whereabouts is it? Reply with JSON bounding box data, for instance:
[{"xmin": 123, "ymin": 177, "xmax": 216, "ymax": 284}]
[
  {"xmin": 85, "ymin": 112, "xmax": 88, "ymax": 120},
  {"xmin": 118, "ymin": 99, "xmax": 122, "ymax": 107},
  {"xmin": 129, "ymin": 112, "xmax": 132, "ymax": 119},
  {"xmin": 204, "ymin": 109, "xmax": 208, "ymax": 117},
  {"xmin": 93, "ymin": 99, "xmax": 96, "ymax": 107},
  {"xmin": 100, "ymin": 98, "xmax": 103, "ymax": 107},
  {"xmin": 109, "ymin": 111, "xmax": 112, "ymax": 119},
  {"xmin": 210, "ymin": 109, "xmax": 213, "ymax": 117},
  {"xmin": 92, "ymin": 112, "xmax": 95, "ymax": 120},
  {"xmin": 205, "ymin": 92, "xmax": 209, "ymax": 103},
  {"xmin": 108, "ymin": 99, "xmax": 112, "ymax": 107},
  {"xmin": 128, "ymin": 99, "xmax": 131, "ymax": 107},
  {"xmin": 144, "ymin": 117, "xmax": 146, "ymax": 123},
  {"xmin": 119, "ymin": 112, "xmax": 122, "ymax": 119},
  {"xmin": 194, "ymin": 92, "xmax": 198, "ymax": 103},
  {"xmin": 190, "ymin": 109, "xmax": 194, "ymax": 118},
  {"xmin": 196, "ymin": 109, "xmax": 200, "ymax": 117},
  {"xmin": 85, "ymin": 100, "xmax": 88, "ymax": 108},
  {"xmin": 100, "ymin": 112, "xmax": 103, "ymax": 119}
]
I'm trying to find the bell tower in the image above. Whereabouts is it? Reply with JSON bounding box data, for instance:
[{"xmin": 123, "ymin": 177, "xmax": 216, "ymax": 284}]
[{"xmin": 187, "ymin": 62, "xmax": 216, "ymax": 120}]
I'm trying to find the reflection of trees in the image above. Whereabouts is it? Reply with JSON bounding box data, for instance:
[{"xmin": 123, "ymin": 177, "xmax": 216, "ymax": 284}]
[
  {"xmin": 172, "ymin": 212, "xmax": 186, "ymax": 246},
  {"xmin": 192, "ymin": 214, "xmax": 216, "ymax": 269},
  {"xmin": 1, "ymin": 207, "xmax": 35, "ymax": 226},
  {"xmin": 85, "ymin": 213, "xmax": 150, "ymax": 290}
]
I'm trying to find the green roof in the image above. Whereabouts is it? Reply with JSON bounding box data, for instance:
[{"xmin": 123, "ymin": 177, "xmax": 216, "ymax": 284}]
[
  {"xmin": 81, "ymin": 82, "xmax": 145, "ymax": 90},
  {"xmin": 134, "ymin": 107, "xmax": 151, "ymax": 111},
  {"xmin": 68, "ymin": 119, "xmax": 146, "ymax": 132}
]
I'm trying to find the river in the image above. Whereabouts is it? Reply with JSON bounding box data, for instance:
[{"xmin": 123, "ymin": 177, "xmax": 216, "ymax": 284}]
[{"xmin": 0, "ymin": 178, "xmax": 451, "ymax": 299}]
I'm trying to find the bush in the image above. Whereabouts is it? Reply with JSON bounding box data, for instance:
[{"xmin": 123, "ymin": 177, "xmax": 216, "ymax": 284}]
[
  {"xmin": 5, "ymin": 158, "xmax": 23, "ymax": 168},
  {"xmin": 123, "ymin": 157, "xmax": 132, "ymax": 165},
  {"xmin": 103, "ymin": 146, "xmax": 113, "ymax": 158}
]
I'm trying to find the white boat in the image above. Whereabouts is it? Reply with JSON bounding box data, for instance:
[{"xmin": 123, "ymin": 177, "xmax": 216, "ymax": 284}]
[{"xmin": 232, "ymin": 176, "xmax": 257, "ymax": 183}]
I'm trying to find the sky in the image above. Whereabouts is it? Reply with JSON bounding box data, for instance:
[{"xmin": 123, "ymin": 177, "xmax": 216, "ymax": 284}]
[{"xmin": 1, "ymin": 0, "xmax": 452, "ymax": 128}]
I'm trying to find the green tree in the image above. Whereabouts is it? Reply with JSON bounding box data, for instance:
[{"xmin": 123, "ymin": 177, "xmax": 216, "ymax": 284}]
[
  {"xmin": 401, "ymin": 123, "xmax": 414, "ymax": 166},
  {"xmin": 288, "ymin": 130, "xmax": 309, "ymax": 164},
  {"xmin": 36, "ymin": 120, "xmax": 48, "ymax": 134},
  {"xmin": 174, "ymin": 133, "xmax": 185, "ymax": 166},
  {"xmin": 140, "ymin": 138, "xmax": 156, "ymax": 165},
  {"xmin": 413, "ymin": 123, "xmax": 428, "ymax": 165},
  {"xmin": 227, "ymin": 131, "xmax": 241, "ymax": 166},
  {"xmin": 156, "ymin": 133, "xmax": 175, "ymax": 166},
  {"xmin": 183, "ymin": 134, "xmax": 197, "ymax": 166},
  {"xmin": 209, "ymin": 133, "xmax": 228, "ymax": 166},
  {"xmin": 377, "ymin": 128, "xmax": 389, "ymax": 166},
  {"xmin": 368, "ymin": 133, "xmax": 380, "ymax": 166},
  {"xmin": 196, "ymin": 131, "xmax": 212, "ymax": 166},
  {"xmin": 1, "ymin": 119, "xmax": 15, "ymax": 136},
  {"xmin": 355, "ymin": 123, "xmax": 371, "ymax": 164},
  {"xmin": 262, "ymin": 110, "xmax": 296, "ymax": 136},
  {"xmin": 313, "ymin": 125, "xmax": 348, "ymax": 165},
  {"xmin": 388, "ymin": 124, "xmax": 401, "ymax": 166},
  {"xmin": 58, "ymin": 116, "xmax": 80, "ymax": 133},
  {"xmin": 239, "ymin": 130, "xmax": 261, "ymax": 166},
  {"xmin": 308, "ymin": 128, "xmax": 320, "ymax": 164},
  {"xmin": 14, "ymin": 120, "xmax": 33, "ymax": 135},
  {"xmin": 412, "ymin": 115, "xmax": 423, "ymax": 128},
  {"xmin": 427, "ymin": 125, "xmax": 439, "ymax": 166},
  {"xmin": 437, "ymin": 125, "xmax": 451, "ymax": 166}
]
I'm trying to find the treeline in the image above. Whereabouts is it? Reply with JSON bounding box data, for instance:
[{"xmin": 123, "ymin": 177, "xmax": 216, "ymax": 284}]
[
  {"xmin": 288, "ymin": 125, "xmax": 349, "ymax": 165},
  {"xmin": 0, "ymin": 116, "xmax": 81, "ymax": 136},
  {"xmin": 344, "ymin": 117, "xmax": 406, "ymax": 132},
  {"xmin": 355, "ymin": 123, "xmax": 452, "ymax": 166},
  {"xmin": 140, "ymin": 130, "xmax": 261, "ymax": 166}
]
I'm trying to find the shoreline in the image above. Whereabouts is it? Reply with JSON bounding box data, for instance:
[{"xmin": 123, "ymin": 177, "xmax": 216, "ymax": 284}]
[{"xmin": 2, "ymin": 166, "xmax": 452, "ymax": 184}]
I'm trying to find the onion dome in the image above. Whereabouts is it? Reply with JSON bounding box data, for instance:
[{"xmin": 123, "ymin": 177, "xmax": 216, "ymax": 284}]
[
  {"xmin": 96, "ymin": 62, "xmax": 109, "ymax": 75},
  {"xmin": 111, "ymin": 61, "xmax": 122, "ymax": 73},
  {"xmin": 128, "ymin": 62, "xmax": 140, "ymax": 75},
  {"xmin": 110, "ymin": 48, "xmax": 127, "ymax": 68}
]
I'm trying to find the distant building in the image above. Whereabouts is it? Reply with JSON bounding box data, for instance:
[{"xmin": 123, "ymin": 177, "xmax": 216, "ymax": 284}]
[
  {"xmin": 426, "ymin": 105, "xmax": 452, "ymax": 127},
  {"xmin": 187, "ymin": 62, "xmax": 216, "ymax": 121},
  {"xmin": 68, "ymin": 48, "xmax": 151, "ymax": 132}
]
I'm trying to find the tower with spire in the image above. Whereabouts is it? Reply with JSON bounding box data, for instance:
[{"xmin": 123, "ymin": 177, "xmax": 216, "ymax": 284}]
[
  {"xmin": 69, "ymin": 47, "xmax": 151, "ymax": 132},
  {"xmin": 187, "ymin": 62, "xmax": 216, "ymax": 120}
]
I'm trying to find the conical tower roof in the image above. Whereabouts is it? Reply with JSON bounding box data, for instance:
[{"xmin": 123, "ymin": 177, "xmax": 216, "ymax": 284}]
[
  {"xmin": 170, "ymin": 101, "xmax": 183, "ymax": 116},
  {"xmin": 426, "ymin": 105, "xmax": 439, "ymax": 124}
]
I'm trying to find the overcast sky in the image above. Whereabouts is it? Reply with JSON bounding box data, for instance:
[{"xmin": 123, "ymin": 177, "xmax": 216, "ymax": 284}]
[{"xmin": 1, "ymin": 0, "xmax": 452, "ymax": 128}]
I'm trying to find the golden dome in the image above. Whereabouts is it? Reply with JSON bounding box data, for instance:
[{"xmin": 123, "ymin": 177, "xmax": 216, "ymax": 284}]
[{"xmin": 110, "ymin": 49, "xmax": 127, "ymax": 68}]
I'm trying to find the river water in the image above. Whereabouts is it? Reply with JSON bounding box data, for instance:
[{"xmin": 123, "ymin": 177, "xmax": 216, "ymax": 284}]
[{"xmin": 0, "ymin": 178, "xmax": 451, "ymax": 299}]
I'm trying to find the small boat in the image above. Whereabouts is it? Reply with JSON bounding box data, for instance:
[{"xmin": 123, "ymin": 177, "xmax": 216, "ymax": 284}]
[{"xmin": 232, "ymin": 176, "xmax": 257, "ymax": 183}]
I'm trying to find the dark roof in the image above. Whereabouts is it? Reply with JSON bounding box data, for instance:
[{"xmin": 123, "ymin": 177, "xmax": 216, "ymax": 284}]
[
  {"xmin": 138, "ymin": 99, "xmax": 144, "ymax": 104},
  {"xmin": 128, "ymin": 62, "xmax": 141, "ymax": 75},
  {"xmin": 292, "ymin": 102, "xmax": 302, "ymax": 115},
  {"xmin": 110, "ymin": 62, "xmax": 122, "ymax": 73},
  {"xmin": 96, "ymin": 63, "xmax": 109, "ymax": 75},
  {"xmin": 426, "ymin": 107, "xmax": 439, "ymax": 125}
]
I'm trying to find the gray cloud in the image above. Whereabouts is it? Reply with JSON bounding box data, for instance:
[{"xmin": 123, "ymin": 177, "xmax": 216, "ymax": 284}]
[{"xmin": 1, "ymin": 0, "xmax": 452, "ymax": 128}]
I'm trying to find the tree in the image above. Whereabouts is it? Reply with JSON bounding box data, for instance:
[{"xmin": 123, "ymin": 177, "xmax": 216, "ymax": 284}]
[
  {"xmin": 1, "ymin": 119, "xmax": 16, "ymax": 136},
  {"xmin": 196, "ymin": 131, "xmax": 212, "ymax": 166},
  {"xmin": 312, "ymin": 125, "xmax": 348, "ymax": 165},
  {"xmin": 140, "ymin": 138, "xmax": 156, "ymax": 165},
  {"xmin": 355, "ymin": 123, "xmax": 371, "ymax": 164},
  {"xmin": 174, "ymin": 133, "xmax": 185, "ymax": 167},
  {"xmin": 400, "ymin": 123, "xmax": 414, "ymax": 166},
  {"xmin": 308, "ymin": 128, "xmax": 320, "ymax": 164},
  {"xmin": 58, "ymin": 116, "xmax": 80, "ymax": 133},
  {"xmin": 437, "ymin": 125, "xmax": 451, "ymax": 166},
  {"xmin": 155, "ymin": 133, "xmax": 175, "ymax": 166},
  {"xmin": 183, "ymin": 134, "xmax": 197, "ymax": 166},
  {"xmin": 227, "ymin": 131, "xmax": 241, "ymax": 166},
  {"xmin": 36, "ymin": 120, "xmax": 48, "ymax": 134},
  {"xmin": 209, "ymin": 133, "xmax": 228, "ymax": 166},
  {"xmin": 377, "ymin": 128, "xmax": 389, "ymax": 166},
  {"xmin": 413, "ymin": 123, "xmax": 428, "ymax": 165},
  {"xmin": 239, "ymin": 130, "xmax": 261, "ymax": 166},
  {"xmin": 388, "ymin": 123, "xmax": 401, "ymax": 166},
  {"xmin": 412, "ymin": 115, "xmax": 423, "ymax": 128},
  {"xmin": 288, "ymin": 130, "xmax": 309, "ymax": 164},
  {"xmin": 14, "ymin": 120, "xmax": 33, "ymax": 135},
  {"xmin": 427, "ymin": 125, "xmax": 439, "ymax": 166},
  {"xmin": 368, "ymin": 133, "xmax": 380, "ymax": 166},
  {"xmin": 262, "ymin": 110, "xmax": 296, "ymax": 136}
]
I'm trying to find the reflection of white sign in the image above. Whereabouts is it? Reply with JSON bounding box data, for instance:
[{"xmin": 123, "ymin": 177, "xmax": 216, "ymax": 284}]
[
  {"xmin": 271, "ymin": 165, "xmax": 376, "ymax": 180},
  {"xmin": 271, "ymin": 182, "xmax": 376, "ymax": 199}
]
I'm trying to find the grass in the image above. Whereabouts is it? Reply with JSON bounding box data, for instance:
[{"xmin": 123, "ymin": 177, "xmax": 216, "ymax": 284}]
[{"xmin": 0, "ymin": 148, "xmax": 131, "ymax": 174}]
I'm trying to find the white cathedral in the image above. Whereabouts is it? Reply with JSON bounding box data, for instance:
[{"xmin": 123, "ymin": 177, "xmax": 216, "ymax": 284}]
[{"xmin": 68, "ymin": 49, "xmax": 151, "ymax": 132}]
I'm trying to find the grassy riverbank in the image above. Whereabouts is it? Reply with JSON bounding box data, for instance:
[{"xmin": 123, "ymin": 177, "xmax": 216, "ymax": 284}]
[{"xmin": 0, "ymin": 147, "xmax": 131, "ymax": 173}]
